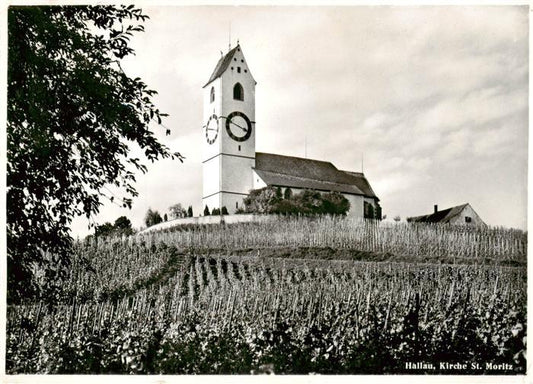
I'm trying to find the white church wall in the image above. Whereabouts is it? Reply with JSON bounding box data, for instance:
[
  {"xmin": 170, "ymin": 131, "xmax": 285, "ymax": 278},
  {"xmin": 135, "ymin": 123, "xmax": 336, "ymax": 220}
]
[
  {"xmin": 216, "ymin": 46, "xmax": 256, "ymax": 212},
  {"xmin": 202, "ymin": 77, "xmax": 222, "ymax": 161},
  {"xmin": 202, "ymin": 46, "xmax": 257, "ymax": 215},
  {"xmin": 220, "ymin": 48, "xmax": 256, "ymax": 160},
  {"xmin": 203, "ymin": 194, "xmax": 220, "ymax": 213},
  {"xmin": 252, "ymin": 170, "xmax": 268, "ymax": 190},
  {"xmin": 220, "ymin": 155, "xmax": 255, "ymax": 194},
  {"xmin": 202, "ymin": 156, "xmax": 220, "ymax": 203},
  {"xmin": 221, "ymin": 193, "xmax": 247, "ymax": 214},
  {"xmin": 345, "ymin": 194, "xmax": 364, "ymax": 218},
  {"xmin": 202, "ymin": 75, "xmax": 222, "ymax": 210}
]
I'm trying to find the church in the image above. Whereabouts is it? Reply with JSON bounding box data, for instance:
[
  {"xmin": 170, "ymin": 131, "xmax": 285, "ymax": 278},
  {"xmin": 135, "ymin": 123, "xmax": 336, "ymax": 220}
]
[{"xmin": 202, "ymin": 44, "xmax": 381, "ymax": 219}]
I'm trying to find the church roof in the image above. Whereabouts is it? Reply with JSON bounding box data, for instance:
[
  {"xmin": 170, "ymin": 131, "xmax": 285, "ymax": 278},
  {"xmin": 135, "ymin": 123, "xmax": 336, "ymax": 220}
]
[
  {"xmin": 203, "ymin": 45, "xmax": 239, "ymax": 87},
  {"xmin": 407, "ymin": 203, "xmax": 470, "ymax": 223},
  {"xmin": 254, "ymin": 152, "xmax": 379, "ymax": 199}
]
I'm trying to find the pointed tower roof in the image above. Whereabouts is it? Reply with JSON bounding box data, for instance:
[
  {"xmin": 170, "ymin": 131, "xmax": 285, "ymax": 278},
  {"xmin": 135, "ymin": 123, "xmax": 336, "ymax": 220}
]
[{"xmin": 203, "ymin": 45, "xmax": 240, "ymax": 88}]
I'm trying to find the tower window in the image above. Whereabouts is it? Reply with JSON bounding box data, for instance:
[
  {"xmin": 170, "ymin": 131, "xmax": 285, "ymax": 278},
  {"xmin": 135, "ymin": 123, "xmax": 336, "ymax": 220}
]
[
  {"xmin": 231, "ymin": 67, "xmax": 234, "ymax": 70},
  {"xmin": 237, "ymin": 67, "xmax": 241, "ymax": 73},
  {"xmin": 234, "ymin": 58, "xmax": 237, "ymax": 61},
  {"xmin": 465, "ymin": 216, "xmax": 472, "ymax": 223},
  {"xmin": 244, "ymin": 69, "xmax": 247, "ymax": 73},
  {"xmin": 210, "ymin": 86, "xmax": 215, "ymax": 103},
  {"xmin": 233, "ymin": 83, "xmax": 244, "ymax": 101},
  {"xmin": 238, "ymin": 145, "xmax": 241, "ymax": 151},
  {"xmin": 241, "ymin": 59, "xmax": 244, "ymax": 62}
]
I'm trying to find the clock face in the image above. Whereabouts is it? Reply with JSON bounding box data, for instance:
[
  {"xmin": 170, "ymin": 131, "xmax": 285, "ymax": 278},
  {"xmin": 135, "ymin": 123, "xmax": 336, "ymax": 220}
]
[
  {"xmin": 225, "ymin": 111, "xmax": 252, "ymax": 142},
  {"xmin": 204, "ymin": 114, "xmax": 219, "ymax": 145}
]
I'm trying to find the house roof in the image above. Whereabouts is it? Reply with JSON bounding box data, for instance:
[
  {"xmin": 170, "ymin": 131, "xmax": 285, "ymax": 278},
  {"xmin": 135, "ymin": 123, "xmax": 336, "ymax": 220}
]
[
  {"xmin": 407, "ymin": 203, "xmax": 470, "ymax": 223},
  {"xmin": 203, "ymin": 45, "xmax": 239, "ymax": 88},
  {"xmin": 254, "ymin": 152, "xmax": 379, "ymax": 199}
]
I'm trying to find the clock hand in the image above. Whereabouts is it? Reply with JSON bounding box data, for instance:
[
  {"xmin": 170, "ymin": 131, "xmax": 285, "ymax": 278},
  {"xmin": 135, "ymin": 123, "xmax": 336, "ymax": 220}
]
[{"xmin": 231, "ymin": 121, "xmax": 248, "ymax": 132}]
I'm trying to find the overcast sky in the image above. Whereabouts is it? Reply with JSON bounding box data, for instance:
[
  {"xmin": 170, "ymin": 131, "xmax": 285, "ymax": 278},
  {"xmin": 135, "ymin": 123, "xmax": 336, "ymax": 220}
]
[{"xmin": 70, "ymin": 5, "xmax": 528, "ymax": 236}]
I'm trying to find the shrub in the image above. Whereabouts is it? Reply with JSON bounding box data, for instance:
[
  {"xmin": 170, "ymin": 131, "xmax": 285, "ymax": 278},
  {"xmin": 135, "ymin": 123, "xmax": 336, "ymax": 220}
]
[
  {"xmin": 320, "ymin": 192, "xmax": 351, "ymax": 215},
  {"xmin": 243, "ymin": 187, "xmax": 279, "ymax": 214},
  {"xmin": 245, "ymin": 187, "xmax": 350, "ymax": 216},
  {"xmin": 169, "ymin": 204, "xmax": 187, "ymax": 219},
  {"xmin": 145, "ymin": 209, "xmax": 163, "ymax": 227},
  {"xmin": 283, "ymin": 187, "xmax": 293, "ymax": 200}
]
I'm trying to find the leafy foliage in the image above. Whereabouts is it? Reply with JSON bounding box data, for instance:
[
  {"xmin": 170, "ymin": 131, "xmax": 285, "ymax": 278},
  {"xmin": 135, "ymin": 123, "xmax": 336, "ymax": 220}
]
[
  {"xmin": 244, "ymin": 187, "xmax": 351, "ymax": 215},
  {"xmin": 144, "ymin": 208, "xmax": 162, "ymax": 228},
  {"xmin": 94, "ymin": 216, "xmax": 134, "ymax": 238},
  {"xmin": 168, "ymin": 203, "xmax": 187, "ymax": 219},
  {"xmin": 187, "ymin": 206, "xmax": 194, "ymax": 217},
  {"xmin": 7, "ymin": 5, "xmax": 183, "ymax": 303},
  {"xmin": 95, "ymin": 222, "xmax": 115, "ymax": 237},
  {"xmin": 204, "ymin": 205, "xmax": 210, "ymax": 216},
  {"xmin": 113, "ymin": 216, "xmax": 133, "ymax": 234},
  {"xmin": 243, "ymin": 187, "xmax": 278, "ymax": 214},
  {"xmin": 364, "ymin": 201, "xmax": 380, "ymax": 219}
]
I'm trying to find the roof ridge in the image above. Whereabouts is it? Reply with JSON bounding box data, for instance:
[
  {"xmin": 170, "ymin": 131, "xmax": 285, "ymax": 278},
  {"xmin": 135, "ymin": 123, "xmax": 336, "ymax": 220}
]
[
  {"xmin": 203, "ymin": 45, "xmax": 240, "ymax": 87},
  {"xmin": 256, "ymin": 152, "xmax": 336, "ymax": 167},
  {"xmin": 439, "ymin": 203, "xmax": 468, "ymax": 213},
  {"xmin": 342, "ymin": 170, "xmax": 365, "ymax": 176},
  {"xmin": 408, "ymin": 203, "xmax": 470, "ymax": 222},
  {"xmin": 254, "ymin": 169, "xmax": 366, "ymax": 196},
  {"xmin": 443, "ymin": 203, "xmax": 469, "ymax": 220},
  {"xmin": 254, "ymin": 167, "xmax": 363, "ymax": 187}
]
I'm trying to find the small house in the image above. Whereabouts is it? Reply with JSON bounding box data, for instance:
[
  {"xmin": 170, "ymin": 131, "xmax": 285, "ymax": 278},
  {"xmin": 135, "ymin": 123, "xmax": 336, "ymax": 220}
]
[{"xmin": 407, "ymin": 203, "xmax": 486, "ymax": 226}]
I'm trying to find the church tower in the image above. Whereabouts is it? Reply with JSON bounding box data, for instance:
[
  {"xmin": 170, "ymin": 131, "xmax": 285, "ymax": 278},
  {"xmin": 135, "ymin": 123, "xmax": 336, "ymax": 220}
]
[{"xmin": 202, "ymin": 44, "xmax": 256, "ymax": 213}]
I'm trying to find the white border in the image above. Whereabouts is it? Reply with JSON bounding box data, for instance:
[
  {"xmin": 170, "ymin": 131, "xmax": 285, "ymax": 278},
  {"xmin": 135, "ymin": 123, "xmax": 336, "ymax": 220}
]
[{"xmin": 1, "ymin": 2, "xmax": 530, "ymax": 384}]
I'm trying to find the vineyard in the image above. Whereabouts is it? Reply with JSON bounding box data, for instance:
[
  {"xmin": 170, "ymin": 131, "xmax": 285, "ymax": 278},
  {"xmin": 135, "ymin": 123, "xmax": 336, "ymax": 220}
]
[{"xmin": 6, "ymin": 217, "xmax": 527, "ymax": 374}]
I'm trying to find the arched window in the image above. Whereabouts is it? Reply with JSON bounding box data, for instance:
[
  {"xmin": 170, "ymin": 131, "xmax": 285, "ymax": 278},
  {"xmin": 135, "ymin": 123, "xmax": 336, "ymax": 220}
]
[
  {"xmin": 233, "ymin": 83, "xmax": 244, "ymax": 101},
  {"xmin": 210, "ymin": 87, "xmax": 215, "ymax": 103}
]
